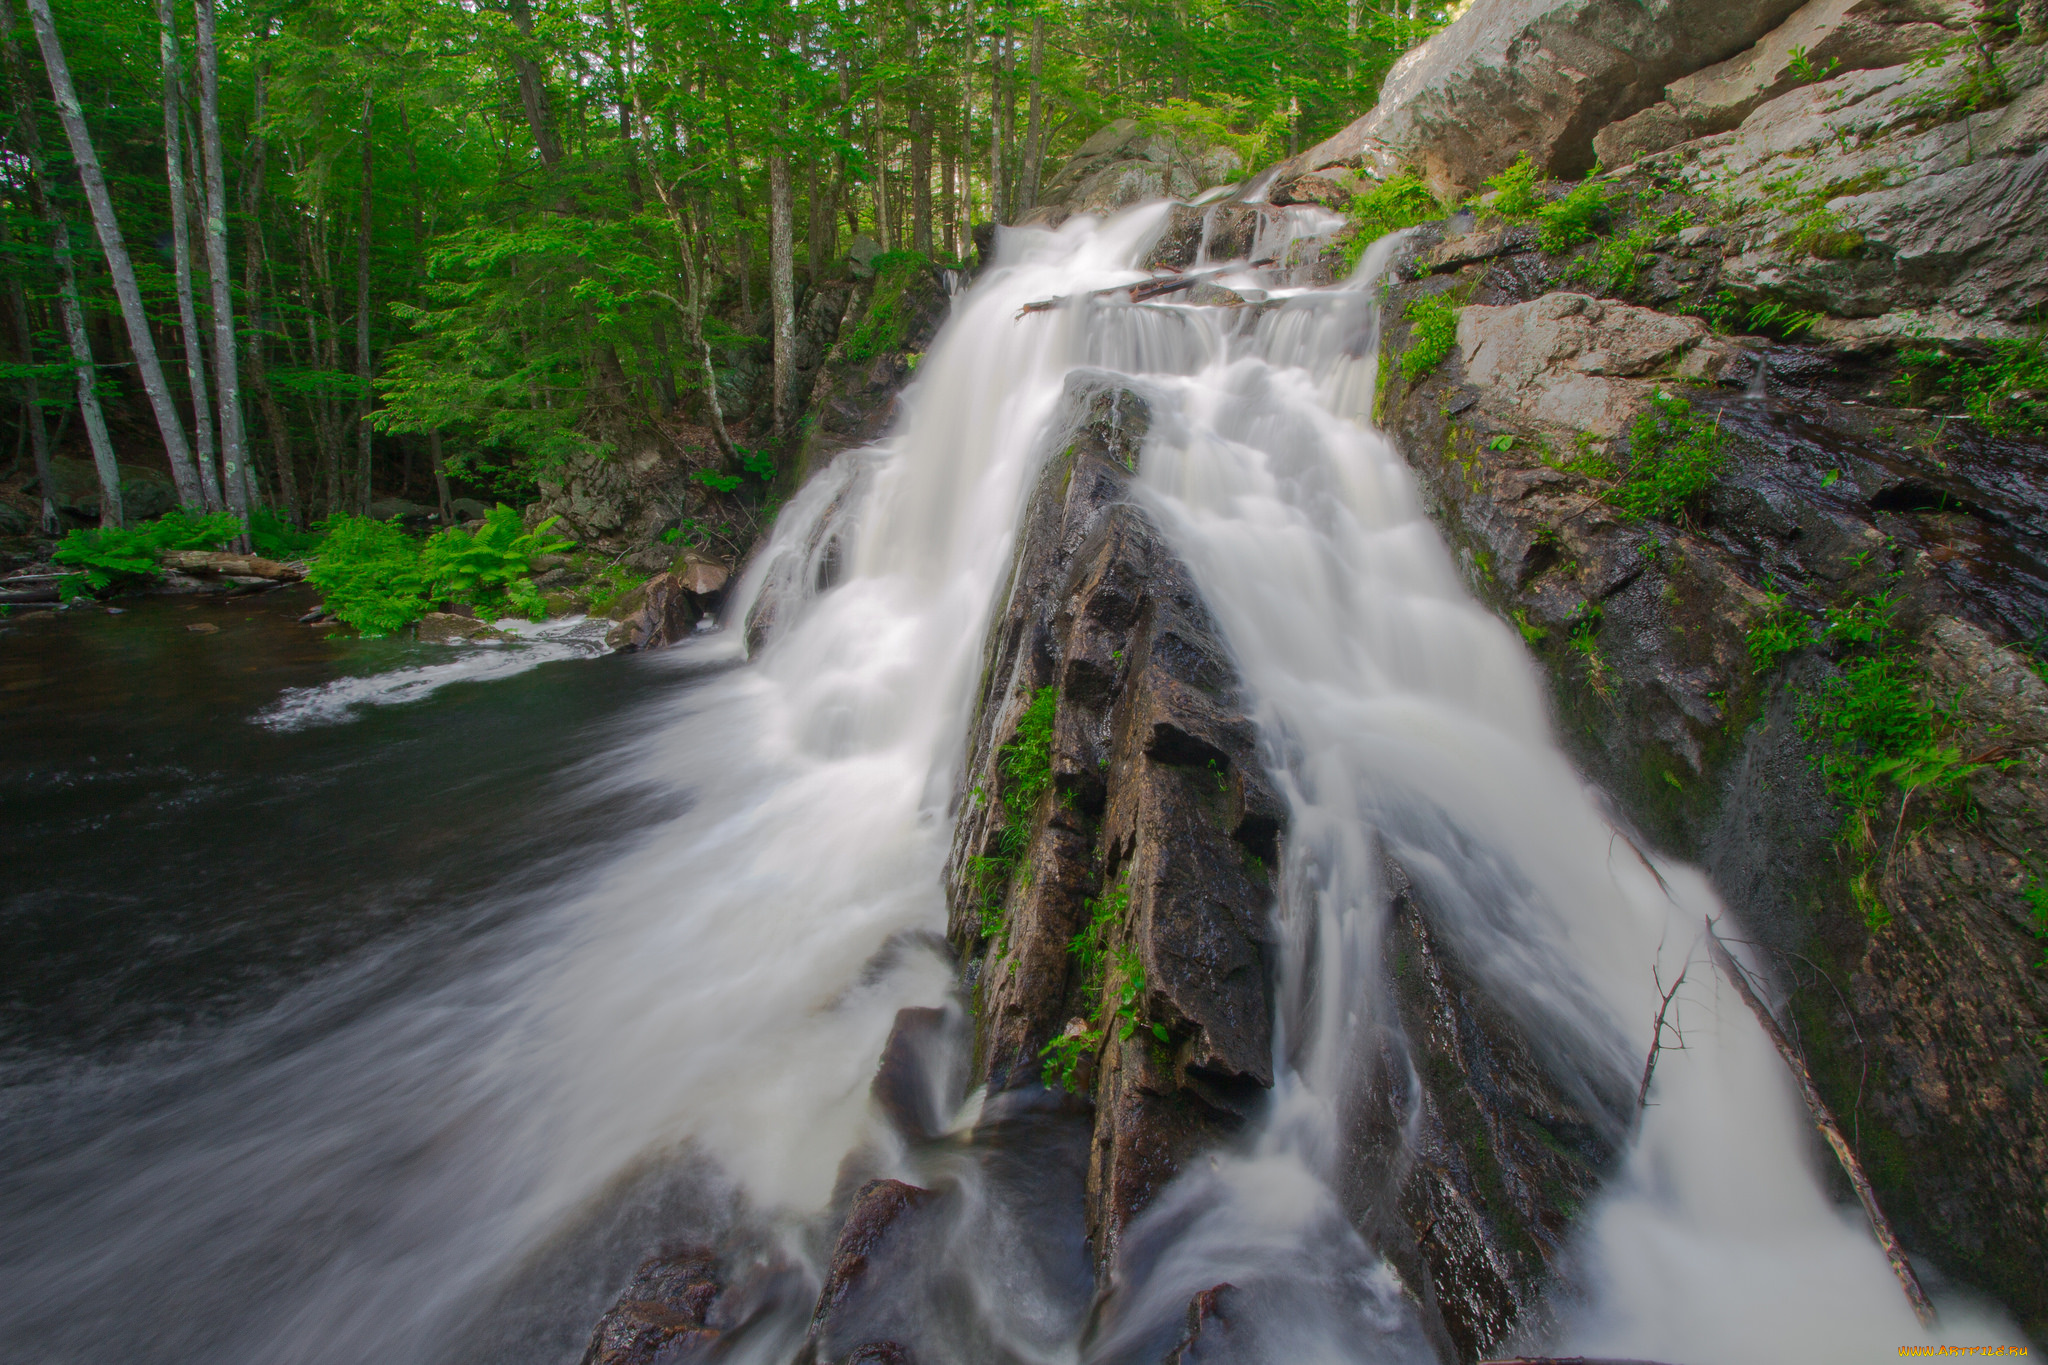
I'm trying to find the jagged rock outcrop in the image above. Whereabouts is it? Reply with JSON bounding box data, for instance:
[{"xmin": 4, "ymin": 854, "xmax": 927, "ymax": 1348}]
[
  {"xmin": 1594, "ymin": 0, "xmax": 1975, "ymax": 163},
  {"xmin": 1259, "ymin": 0, "xmax": 1816, "ymax": 195},
  {"xmin": 942, "ymin": 376, "xmax": 1281, "ymax": 1263},
  {"xmin": 795, "ymin": 256, "xmax": 953, "ymax": 481},
  {"xmin": 1640, "ymin": 44, "xmax": 2048, "ymax": 338},
  {"xmin": 1374, "ymin": 201, "xmax": 2048, "ymax": 1337}
]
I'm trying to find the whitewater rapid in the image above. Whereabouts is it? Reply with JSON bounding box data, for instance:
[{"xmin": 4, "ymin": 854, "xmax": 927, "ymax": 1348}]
[{"xmin": 2, "ymin": 202, "xmax": 2023, "ymax": 1365}]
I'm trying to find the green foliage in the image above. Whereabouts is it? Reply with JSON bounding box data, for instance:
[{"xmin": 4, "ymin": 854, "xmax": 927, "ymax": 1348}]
[
  {"xmin": 2026, "ymin": 879, "xmax": 2048, "ymax": 968},
  {"xmin": 1483, "ymin": 153, "xmax": 1542, "ymax": 218},
  {"xmin": 1747, "ymin": 587, "xmax": 1815, "ymax": 673},
  {"xmin": 1894, "ymin": 336, "xmax": 2048, "ymax": 437},
  {"xmin": 1139, "ymin": 95, "xmax": 1288, "ymax": 167},
  {"xmin": 1799, "ymin": 592, "xmax": 1993, "ymax": 832},
  {"xmin": 1536, "ymin": 179, "xmax": 1611, "ymax": 255},
  {"xmin": 1041, "ymin": 875, "xmax": 1163, "ymax": 1090},
  {"xmin": 1341, "ymin": 173, "xmax": 1443, "ymax": 268},
  {"xmin": 250, "ymin": 508, "xmax": 326, "ymax": 560},
  {"xmin": 1787, "ymin": 45, "xmax": 1840, "ymax": 82},
  {"xmin": 1745, "ymin": 299, "xmax": 1825, "ymax": 339},
  {"xmin": 51, "ymin": 509, "xmax": 245, "ymax": 597},
  {"xmin": 1895, "ymin": 33, "xmax": 2012, "ymax": 122},
  {"xmin": 1399, "ymin": 294, "xmax": 1462, "ymax": 382},
  {"xmin": 305, "ymin": 517, "xmax": 430, "ymax": 636},
  {"xmin": 740, "ymin": 448, "xmax": 778, "ymax": 481},
  {"xmin": 840, "ymin": 253, "xmax": 931, "ymax": 363},
  {"xmin": 306, "ymin": 505, "xmax": 565, "ymax": 634},
  {"xmin": 971, "ymin": 686, "xmax": 1062, "ymax": 938},
  {"xmin": 419, "ymin": 506, "xmax": 572, "ymax": 620},
  {"xmin": 1605, "ymin": 393, "xmax": 1726, "ymax": 525},
  {"xmin": 692, "ymin": 470, "xmax": 744, "ymax": 493},
  {"xmin": 1780, "ymin": 206, "xmax": 1864, "ymax": 260},
  {"xmin": 1040, "ymin": 1025, "xmax": 1103, "ymax": 1092}
]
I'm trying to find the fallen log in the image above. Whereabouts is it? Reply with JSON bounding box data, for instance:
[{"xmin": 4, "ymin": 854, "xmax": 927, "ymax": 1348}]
[
  {"xmin": 1705, "ymin": 918, "xmax": 1937, "ymax": 1327},
  {"xmin": 1017, "ymin": 258, "xmax": 1277, "ymax": 316},
  {"xmin": 0, "ymin": 582, "xmax": 59, "ymax": 603},
  {"xmin": 158, "ymin": 550, "xmax": 304, "ymax": 582}
]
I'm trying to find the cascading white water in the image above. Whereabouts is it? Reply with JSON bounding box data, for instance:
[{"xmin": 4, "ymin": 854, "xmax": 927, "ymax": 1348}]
[
  {"xmin": 1080, "ymin": 233, "xmax": 2023, "ymax": 1360},
  {"xmin": 5, "ymin": 203, "xmax": 2024, "ymax": 1365}
]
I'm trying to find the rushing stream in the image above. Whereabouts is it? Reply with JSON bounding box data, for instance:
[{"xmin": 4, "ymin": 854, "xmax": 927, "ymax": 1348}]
[{"xmin": 1, "ymin": 206, "xmax": 2017, "ymax": 1363}]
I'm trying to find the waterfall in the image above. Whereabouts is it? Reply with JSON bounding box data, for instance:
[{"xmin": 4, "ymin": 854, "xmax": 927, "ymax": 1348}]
[{"xmin": 1, "ymin": 205, "xmax": 2014, "ymax": 1365}]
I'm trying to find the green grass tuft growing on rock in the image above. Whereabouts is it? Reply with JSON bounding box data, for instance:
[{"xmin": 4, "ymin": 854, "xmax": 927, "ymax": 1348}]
[
  {"xmin": 1399, "ymin": 294, "xmax": 1462, "ymax": 382},
  {"xmin": 1535, "ymin": 179, "xmax": 1611, "ymax": 254},
  {"xmin": 1604, "ymin": 392, "xmax": 1725, "ymax": 526},
  {"xmin": 1747, "ymin": 586, "xmax": 1815, "ymax": 673},
  {"xmin": 970, "ymin": 684, "xmax": 1060, "ymax": 938}
]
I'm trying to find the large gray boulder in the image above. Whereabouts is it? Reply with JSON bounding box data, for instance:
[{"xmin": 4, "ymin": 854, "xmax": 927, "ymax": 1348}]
[{"xmin": 1267, "ymin": 0, "xmax": 1812, "ymax": 197}]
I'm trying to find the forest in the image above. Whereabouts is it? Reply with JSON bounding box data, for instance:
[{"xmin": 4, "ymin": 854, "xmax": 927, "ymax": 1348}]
[{"xmin": 0, "ymin": 0, "xmax": 1445, "ymax": 532}]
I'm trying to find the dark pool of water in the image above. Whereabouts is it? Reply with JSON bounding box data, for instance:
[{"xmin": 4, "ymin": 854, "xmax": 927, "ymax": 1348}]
[{"xmin": 0, "ymin": 588, "xmax": 720, "ymax": 1363}]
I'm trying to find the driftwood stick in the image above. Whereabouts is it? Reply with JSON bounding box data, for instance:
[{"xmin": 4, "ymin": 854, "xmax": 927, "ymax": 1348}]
[
  {"xmin": 1705, "ymin": 917, "xmax": 1937, "ymax": 1327},
  {"xmin": 1481, "ymin": 1358, "xmax": 1679, "ymax": 1365},
  {"xmin": 1635, "ymin": 960, "xmax": 1690, "ymax": 1112}
]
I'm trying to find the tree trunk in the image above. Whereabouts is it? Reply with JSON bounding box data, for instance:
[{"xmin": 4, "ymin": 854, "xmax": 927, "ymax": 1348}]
[
  {"xmin": 0, "ymin": 219, "xmax": 55, "ymax": 532},
  {"xmin": 961, "ymin": 0, "xmax": 977, "ymax": 239},
  {"xmin": 240, "ymin": 51, "xmax": 297, "ymax": 522},
  {"xmin": 353, "ymin": 89, "xmax": 374, "ymax": 513},
  {"xmin": 158, "ymin": 0, "xmax": 223, "ymax": 511},
  {"xmin": 24, "ymin": 0, "xmax": 200, "ymax": 517},
  {"xmin": 0, "ymin": 6, "xmax": 124, "ymax": 534},
  {"xmin": 193, "ymin": 0, "xmax": 249, "ymax": 531},
  {"xmin": 1019, "ymin": 15, "xmax": 1045, "ymax": 213},
  {"xmin": 504, "ymin": 0, "xmax": 561, "ymax": 166},
  {"xmin": 427, "ymin": 428, "xmax": 452, "ymax": 525},
  {"xmin": 768, "ymin": 144, "xmax": 795, "ymax": 443},
  {"xmin": 987, "ymin": 27, "xmax": 1004, "ymax": 224},
  {"xmin": 806, "ymin": 163, "xmax": 831, "ymax": 280},
  {"xmin": 910, "ymin": 104, "xmax": 933, "ymax": 255}
]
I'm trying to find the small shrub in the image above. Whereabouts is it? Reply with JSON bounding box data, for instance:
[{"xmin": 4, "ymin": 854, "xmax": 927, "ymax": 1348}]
[
  {"xmin": 1483, "ymin": 152, "xmax": 1542, "ymax": 218},
  {"xmin": 1893, "ymin": 335, "xmax": 2048, "ymax": 438},
  {"xmin": 1799, "ymin": 592, "xmax": 1996, "ymax": 830},
  {"xmin": 1040, "ymin": 1024, "xmax": 1103, "ymax": 1092},
  {"xmin": 1605, "ymin": 392, "xmax": 1725, "ymax": 525},
  {"xmin": 420, "ymin": 505, "xmax": 571, "ymax": 621},
  {"xmin": 250, "ymin": 507, "xmax": 324, "ymax": 560},
  {"xmin": 1399, "ymin": 294, "xmax": 1462, "ymax": 382},
  {"xmin": 305, "ymin": 516, "xmax": 429, "ymax": 636},
  {"xmin": 1746, "ymin": 299, "xmax": 1825, "ymax": 339},
  {"xmin": 1536, "ymin": 179, "xmax": 1611, "ymax": 254},
  {"xmin": 1747, "ymin": 587, "xmax": 1815, "ymax": 673},
  {"xmin": 1342, "ymin": 173, "xmax": 1443, "ymax": 268}
]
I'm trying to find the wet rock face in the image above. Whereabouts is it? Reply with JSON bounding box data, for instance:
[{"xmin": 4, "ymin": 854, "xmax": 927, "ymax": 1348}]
[
  {"xmin": 943, "ymin": 376, "xmax": 1281, "ymax": 1265},
  {"xmin": 1364, "ymin": 863, "xmax": 1617, "ymax": 1360},
  {"xmin": 579, "ymin": 1247, "xmax": 810, "ymax": 1365},
  {"xmin": 796, "ymin": 260, "xmax": 952, "ymax": 482},
  {"xmin": 1377, "ymin": 214, "xmax": 2048, "ymax": 1335}
]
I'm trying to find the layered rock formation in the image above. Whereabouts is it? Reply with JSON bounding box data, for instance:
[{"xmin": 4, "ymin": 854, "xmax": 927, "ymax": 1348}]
[{"xmin": 1373, "ymin": 181, "xmax": 2047, "ymax": 1336}]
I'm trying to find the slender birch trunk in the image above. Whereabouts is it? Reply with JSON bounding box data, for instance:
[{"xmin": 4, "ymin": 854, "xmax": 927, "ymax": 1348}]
[
  {"xmin": 192, "ymin": 0, "xmax": 248, "ymax": 529},
  {"xmin": 767, "ymin": 142, "xmax": 794, "ymax": 443},
  {"xmin": 157, "ymin": 0, "xmax": 222, "ymax": 510},
  {"xmin": 2, "ymin": 0, "xmax": 116, "ymax": 527},
  {"xmin": 23, "ymin": 0, "xmax": 199, "ymax": 516},
  {"xmin": 353, "ymin": 89, "xmax": 373, "ymax": 512}
]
